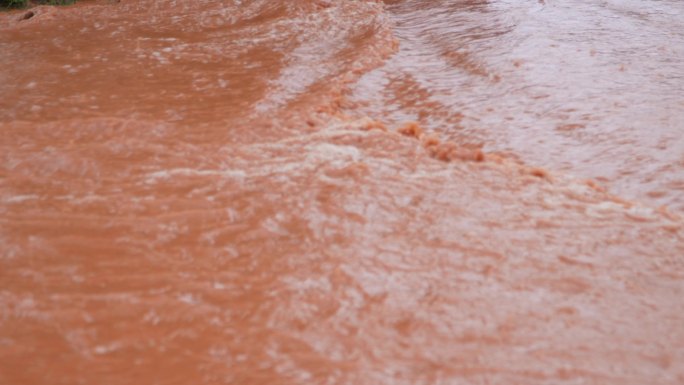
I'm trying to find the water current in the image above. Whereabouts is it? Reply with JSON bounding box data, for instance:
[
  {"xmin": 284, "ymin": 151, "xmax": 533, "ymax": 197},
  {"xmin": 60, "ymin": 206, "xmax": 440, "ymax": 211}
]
[{"xmin": 1, "ymin": 1, "xmax": 683, "ymax": 384}]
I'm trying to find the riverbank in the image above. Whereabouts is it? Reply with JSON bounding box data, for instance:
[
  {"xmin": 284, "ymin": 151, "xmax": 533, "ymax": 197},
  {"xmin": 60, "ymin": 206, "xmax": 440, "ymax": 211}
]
[{"xmin": 1, "ymin": 0, "xmax": 74, "ymax": 10}]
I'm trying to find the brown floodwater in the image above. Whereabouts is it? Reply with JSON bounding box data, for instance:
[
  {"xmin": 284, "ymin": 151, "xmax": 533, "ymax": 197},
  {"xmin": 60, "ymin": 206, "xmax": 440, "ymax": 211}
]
[{"xmin": 1, "ymin": 1, "xmax": 683, "ymax": 384}]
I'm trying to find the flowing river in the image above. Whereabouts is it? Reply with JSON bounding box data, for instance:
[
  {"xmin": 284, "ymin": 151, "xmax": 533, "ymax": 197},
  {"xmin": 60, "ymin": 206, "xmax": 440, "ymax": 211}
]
[{"xmin": 1, "ymin": 1, "xmax": 683, "ymax": 384}]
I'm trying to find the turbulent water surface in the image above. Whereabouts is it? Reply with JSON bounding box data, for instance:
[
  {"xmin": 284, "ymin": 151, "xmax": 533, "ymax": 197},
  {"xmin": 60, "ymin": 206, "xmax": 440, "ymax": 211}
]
[{"xmin": 1, "ymin": 1, "xmax": 684, "ymax": 384}]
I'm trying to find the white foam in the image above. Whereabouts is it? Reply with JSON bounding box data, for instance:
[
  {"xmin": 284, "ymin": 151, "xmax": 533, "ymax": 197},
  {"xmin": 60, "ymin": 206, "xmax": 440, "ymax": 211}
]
[
  {"xmin": 144, "ymin": 168, "xmax": 246, "ymax": 184},
  {"xmin": 3, "ymin": 195, "xmax": 39, "ymax": 203}
]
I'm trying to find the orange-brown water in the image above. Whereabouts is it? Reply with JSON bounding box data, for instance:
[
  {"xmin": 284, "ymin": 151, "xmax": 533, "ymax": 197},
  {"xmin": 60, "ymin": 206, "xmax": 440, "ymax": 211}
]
[{"xmin": 1, "ymin": 1, "xmax": 683, "ymax": 384}]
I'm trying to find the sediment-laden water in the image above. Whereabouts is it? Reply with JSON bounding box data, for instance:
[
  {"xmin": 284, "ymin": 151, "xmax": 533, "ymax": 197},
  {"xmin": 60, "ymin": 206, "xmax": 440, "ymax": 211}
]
[{"xmin": 1, "ymin": 1, "xmax": 683, "ymax": 384}]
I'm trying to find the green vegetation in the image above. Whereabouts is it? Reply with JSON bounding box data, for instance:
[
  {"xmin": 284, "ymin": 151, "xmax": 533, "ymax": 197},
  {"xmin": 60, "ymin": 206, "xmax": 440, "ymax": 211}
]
[
  {"xmin": 1, "ymin": 0, "xmax": 28, "ymax": 8},
  {"xmin": 1, "ymin": 0, "xmax": 75, "ymax": 9}
]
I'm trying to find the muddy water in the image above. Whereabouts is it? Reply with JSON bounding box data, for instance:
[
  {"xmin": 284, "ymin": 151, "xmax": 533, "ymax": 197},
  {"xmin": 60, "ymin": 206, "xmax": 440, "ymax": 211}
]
[
  {"xmin": 350, "ymin": 0, "xmax": 684, "ymax": 213},
  {"xmin": 1, "ymin": 1, "xmax": 684, "ymax": 384}
]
